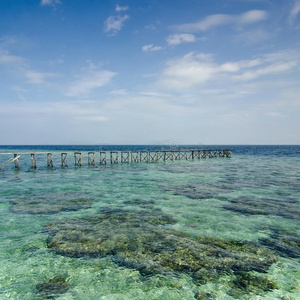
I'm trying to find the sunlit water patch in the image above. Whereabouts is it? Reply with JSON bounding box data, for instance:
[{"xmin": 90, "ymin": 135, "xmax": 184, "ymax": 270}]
[{"xmin": 0, "ymin": 145, "xmax": 299, "ymax": 299}]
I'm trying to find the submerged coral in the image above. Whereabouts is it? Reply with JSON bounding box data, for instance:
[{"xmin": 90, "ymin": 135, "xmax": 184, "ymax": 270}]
[
  {"xmin": 259, "ymin": 228, "xmax": 300, "ymax": 259},
  {"xmin": 164, "ymin": 184, "xmax": 214, "ymax": 200},
  {"xmin": 45, "ymin": 207, "xmax": 278, "ymax": 294},
  {"xmin": 223, "ymin": 196, "xmax": 300, "ymax": 219},
  {"xmin": 10, "ymin": 192, "xmax": 92, "ymax": 214},
  {"xmin": 123, "ymin": 199, "xmax": 156, "ymax": 209},
  {"xmin": 36, "ymin": 275, "xmax": 70, "ymax": 299},
  {"xmin": 229, "ymin": 272, "xmax": 278, "ymax": 297}
]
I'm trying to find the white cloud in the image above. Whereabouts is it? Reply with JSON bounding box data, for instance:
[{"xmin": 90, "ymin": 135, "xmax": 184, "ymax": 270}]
[
  {"xmin": 166, "ymin": 33, "xmax": 196, "ymax": 45},
  {"xmin": 41, "ymin": 0, "xmax": 61, "ymax": 6},
  {"xmin": 24, "ymin": 70, "xmax": 59, "ymax": 84},
  {"xmin": 0, "ymin": 49, "xmax": 22, "ymax": 64},
  {"xmin": 142, "ymin": 44, "xmax": 163, "ymax": 52},
  {"xmin": 109, "ymin": 89, "xmax": 127, "ymax": 95},
  {"xmin": 157, "ymin": 51, "xmax": 299, "ymax": 90},
  {"xmin": 289, "ymin": 0, "xmax": 300, "ymax": 24},
  {"xmin": 65, "ymin": 69, "xmax": 117, "ymax": 97},
  {"xmin": 115, "ymin": 4, "xmax": 129, "ymax": 12},
  {"xmin": 173, "ymin": 10, "xmax": 267, "ymax": 32},
  {"xmin": 104, "ymin": 15, "xmax": 129, "ymax": 35}
]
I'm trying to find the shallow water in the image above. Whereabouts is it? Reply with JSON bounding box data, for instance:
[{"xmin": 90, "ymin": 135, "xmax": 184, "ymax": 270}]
[{"xmin": 0, "ymin": 145, "xmax": 299, "ymax": 299}]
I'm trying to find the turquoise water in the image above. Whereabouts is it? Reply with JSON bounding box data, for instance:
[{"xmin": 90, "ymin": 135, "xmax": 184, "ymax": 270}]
[{"xmin": 0, "ymin": 146, "xmax": 299, "ymax": 299}]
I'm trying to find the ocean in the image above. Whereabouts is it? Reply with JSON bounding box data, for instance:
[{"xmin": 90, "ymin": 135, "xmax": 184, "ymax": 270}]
[{"xmin": 0, "ymin": 145, "xmax": 299, "ymax": 300}]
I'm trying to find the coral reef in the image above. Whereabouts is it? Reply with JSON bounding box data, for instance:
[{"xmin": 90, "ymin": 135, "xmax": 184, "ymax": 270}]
[
  {"xmin": 259, "ymin": 228, "xmax": 300, "ymax": 258},
  {"xmin": 229, "ymin": 272, "xmax": 278, "ymax": 297},
  {"xmin": 36, "ymin": 275, "xmax": 70, "ymax": 299},
  {"xmin": 10, "ymin": 192, "xmax": 92, "ymax": 214},
  {"xmin": 223, "ymin": 196, "xmax": 300, "ymax": 219},
  {"xmin": 45, "ymin": 207, "xmax": 278, "ymax": 295}
]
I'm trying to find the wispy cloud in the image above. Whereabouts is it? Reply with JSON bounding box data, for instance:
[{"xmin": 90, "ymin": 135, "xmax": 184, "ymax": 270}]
[
  {"xmin": 64, "ymin": 68, "xmax": 117, "ymax": 97},
  {"xmin": 0, "ymin": 49, "xmax": 23, "ymax": 64},
  {"xmin": 104, "ymin": 15, "xmax": 129, "ymax": 35},
  {"xmin": 41, "ymin": 0, "xmax": 61, "ymax": 6},
  {"xmin": 157, "ymin": 51, "xmax": 299, "ymax": 90},
  {"xmin": 24, "ymin": 70, "xmax": 60, "ymax": 84},
  {"xmin": 166, "ymin": 33, "xmax": 196, "ymax": 45},
  {"xmin": 142, "ymin": 44, "xmax": 163, "ymax": 52},
  {"xmin": 115, "ymin": 4, "xmax": 129, "ymax": 12},
  {"xmin": 289, "ymin": 0, "xmax": 300, "ymax": 25},
  {"xmin": 173, "ymin": 10, "xmax": 268, "ymax": 32},
  {"xmin": 235, "ymin": 29, "xmax": 271, "ymax": 44}
]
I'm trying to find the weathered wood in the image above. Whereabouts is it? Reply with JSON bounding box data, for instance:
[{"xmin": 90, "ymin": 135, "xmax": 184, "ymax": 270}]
[
  {"xmin": 121, "ymin": 151, "xmax": 130, "ymax": 163},
  {"xmin": 61, "ymin": 153, "xmax": 68, "ymax": 167},
  {"xmin": 140, "ymin": 151, "xmax": 149, "ymax": 162},
  {"xmin": 0, "ymin": 149, "xmax": 233, "ymax": 170},
  {"xmin": 31, "ymin": 153, "xmax": 37, "ymax": 168},
  {"xmin": 74, "ymin": 152, "xmax": 82, "ymax": 166},
  {"xmin": 202, "ymin": 150, "xmax": 207, "ymax": 159},
  {"xmin": 88, "ymin": 152, "xmax": 95, "ymax": 165},
  {"xmin": 110, "ymin": 152, "xmax": 119, "ymax": 164},
  {"xmin": 131, "ymin": 151, "xmax": 139, "ymax": 162},
  {"xmin": 100, "ymin": 152, "xmax": 107, "ymax": 164},
  {"xmin": 14, "ymin": 154, "xmax": 19, "ymax": 169},
  {"xmin": 47, "ymin": 153, "xmax": 53, "ymax": 167}
]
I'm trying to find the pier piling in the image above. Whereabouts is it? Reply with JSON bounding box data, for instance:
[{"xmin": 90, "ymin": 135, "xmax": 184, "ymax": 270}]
[{"xmin": 0, "ymin": 149, "xmax": 233, "ymax": 170}]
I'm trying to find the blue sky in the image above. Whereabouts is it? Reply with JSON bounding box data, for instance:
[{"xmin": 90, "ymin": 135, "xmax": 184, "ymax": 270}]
[{"xmin": 0, "ymin": 0, "xmax": 299, "ymax": 145}]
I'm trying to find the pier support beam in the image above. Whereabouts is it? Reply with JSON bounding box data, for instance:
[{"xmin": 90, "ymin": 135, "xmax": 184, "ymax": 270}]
[
  {"xmin": 88, "ymin": 152, "xmax": 95, "ymax": 165},
  {"xmin": 110, "ymin": 152, "xmax": 119, "ymax": 164},
  {"xmin": 14, "ymin": 154, "xmax": 19, "ymax": 169},
  {"xmin": 31, "ymin": 153, "xmax": 37, "ymax": 168},
  {"xmin": 47, "ymin": 153, "xmax": 53, "ymax": 167},
  {"xmin": 100, "ymin": 152, "xmax": 106, "ymax": 164},
  {"xmin": 121, "ymin": 152, "xmax": 130, "ymax": 163},
  {"xmin": 61, "ymin": 153, "xmax": 68, "ymax": 167},
  {"xmin": 131, "ymin": 151, "xmax": 139, "ymax": 162},
  {"xmin": 74, "ymin": 152, "xmax": 82, "ymax": 166},
  {"xmin": 140, "ymin": 151, "xmax": 149, "ymax": 162}
]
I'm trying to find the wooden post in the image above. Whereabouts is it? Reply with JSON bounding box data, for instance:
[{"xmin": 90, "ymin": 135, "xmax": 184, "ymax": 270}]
[
  {"xmin": 131, "ymin": 151, "xmax": 139, "ymax": 162},
  {"xmin": 209, "ymin": 150, "xmax": 213, "ymax": 158},
  {"xmin": 140, "ymin": 151, "xmax": 149, "ymax": 162},
  {"xmin": 88, "ymin": 152, "xmax": 95, "ymax": 165},
  {"xmin": 14, "ymin": 154, "xmax": 19, "ymax": 169},
  {"xmin": 74, "ymin": 152, "xmax": 82, "ymax": 166},
  {"xmin": 121, "ymin": 151, "xmax": 129, "ymax": 163},
  {"xmin": 30, "ymin": 153, "xmax": 37, "ymax": 168},
  {"xmin": 110, "ymin": 152, "xmax": 118, "ymax": 164},
  {"xmin": 100, "ymin": 152, "xmax": 107, "ymax": 164},
  {"xmin": 61, "ymin": 153, "xmax": 68, "ymax": 167},
  {"xmin": 47, "ymin": 153, "xmax": 53, "ymax": 167}
]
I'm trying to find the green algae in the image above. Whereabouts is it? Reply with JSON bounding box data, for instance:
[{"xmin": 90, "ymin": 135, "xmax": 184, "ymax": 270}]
[
  {"xmin": 45, "ymin": 207, "xmax": 278, "ymax": 296},
  {"xmin": 10, "ymin": 192, "xmax": 92, "ymax": 214},
  {"xmin": 36, "ymin": 275, "xmax": 70, "ymax": 299},
  {"xmin": 223, "ymin": 196, "xmax": 300, "ymax": 219}
]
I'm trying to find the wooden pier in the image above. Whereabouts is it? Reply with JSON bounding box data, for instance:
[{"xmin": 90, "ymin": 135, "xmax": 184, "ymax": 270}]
[{"xmin": 0, "ymin": 149, "xmax": 233, "ymax": 170}]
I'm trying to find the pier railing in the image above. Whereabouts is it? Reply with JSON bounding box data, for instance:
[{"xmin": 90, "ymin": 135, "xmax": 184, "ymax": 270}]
[{"xmin": 0, "ymin": 149, "xmax": 233, "ymax": 170}]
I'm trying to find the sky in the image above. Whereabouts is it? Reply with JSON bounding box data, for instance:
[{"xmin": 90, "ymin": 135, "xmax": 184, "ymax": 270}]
[{"xmin": 0, "ymin": 0, "xmax": 300, "ymax": 145}]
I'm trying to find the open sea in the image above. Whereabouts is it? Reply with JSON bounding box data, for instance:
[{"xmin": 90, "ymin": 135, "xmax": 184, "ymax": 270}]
[{"xmin": 0, "ymin": 145, "xmax": 299, "ymax": 300}]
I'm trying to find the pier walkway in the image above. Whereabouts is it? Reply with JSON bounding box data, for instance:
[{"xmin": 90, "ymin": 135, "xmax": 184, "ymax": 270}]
[{"xmin": 0, "ymin": 149, "xmax": 233, "ymax": 170}]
